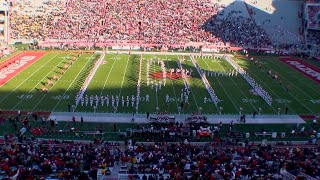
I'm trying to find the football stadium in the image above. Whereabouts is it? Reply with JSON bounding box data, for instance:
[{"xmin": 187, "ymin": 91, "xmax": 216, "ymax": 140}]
[{"xmin": 0, "ymin": 0, "xmax": 319, "ymax": 179}]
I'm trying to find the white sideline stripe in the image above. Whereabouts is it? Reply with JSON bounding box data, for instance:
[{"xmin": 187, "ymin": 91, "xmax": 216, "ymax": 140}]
[
  {"xmin": 51, "ymin": 54, "xmax": 96, "ymax": 112},
  {"xmin": 190, "ymin": 56, "xmax": 219, "ymax": 108},
  {"xmin": 206, "ymin": 57, "xmax": 259, "ymax": 112},
  {"xmin": 0, "ymin": 53, "xmax": 56, "ymax": 103},
  {"xmin": 76, "ymin": 53, "xmax": 105, "ymax": 106},
  {"xmin": 267, "ymin": 59, "xmax": 320, "ymax": 98},
  {"xmin": 97, "ymin": 55, "xmax": 117, "ymax": 97},
  {"xmin": 199, "ymin": 57, "xmax": 239, "ymax": 113},
  {"xmin": 164, "ymin": 55, "xmax": 179, "ymax": 111},
  {"xmin": 224, "ymin": 56, "xmax": 272, "ymax": 106},
  {"xmin": 235, "ymin": 58, "xmax": 299, "ymax": 114},
  {"xmin": 11, "ymin": 53, "xmax": 68, "ymax": 110},
  {"xmin": 118, "ymin": 55, "xmax": 130, "ymax": 98},
  {"xmin": 32, "ymin": 54, "xmax": 83, "ymax": 111}
]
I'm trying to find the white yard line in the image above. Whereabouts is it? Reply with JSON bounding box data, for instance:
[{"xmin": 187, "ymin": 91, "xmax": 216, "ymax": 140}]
[
  {"xmin": 118, "ymin": 55, "xmax": 131, "ymax": 98},
  {"xmin": 205, "ymin": 57, "xmax": 258, "ymax": 112},
  {"xmin": 0, "ymin": 52, "xmax": 44, "ymax": 88},
  {"xmin": 190, "ymin": 56, "xmax": 220, "ymax": 112},
  {"xmin": 152, "ymin": 56, "xmax": 159, "ymax": 108},
  {"xmin": 98, "ymin": 55, "xmax": 117, "ymax": 97},
  {"xmin": 12, "ymin": 53, "xmax": 69, "ymax": 110},
  {"xmin": 268, "ymin": 60, "xmax": 320, "ymax": 97},
  {"xmin": 231, "ymin": 57, "xmax": 298, "ymax": 114},
  {"xmin": 32, "ymin": 54, "xmax": 83, "ymax": 111},
  {"xmin": 11, "ymin": 54, "xmax": 65, "ymax": 110},
  {"xmin": 177, "ymin": 57, "xmax": 199, "ymax": 110},
  {"xmin": 51, "ymin": 54, "xmax": 95, "ymax": 112},
  {"xmin": 197, "ymin": 58, "xmax": 238, "ymax": 113},
  {"xmin": 251, "ymin": 72, "xmax": 304, "ymax": 114},
  {"xmin": 75, "ymin": 54, "xmax": 105, "ymax": 106},
  {"xmin": 135, "ymin": 55, "xmax": 143, "ymax": 112},
  {"xmin": 241, "ymin": 65, "xmax": 301, "ymax": 114},
  {"xmin": 0, "ymin": 53, "xmax": 59, "ymax": 103},
  {"xmin": 164, "ymin": 55, "xmax": 179, "ymax": 111}
]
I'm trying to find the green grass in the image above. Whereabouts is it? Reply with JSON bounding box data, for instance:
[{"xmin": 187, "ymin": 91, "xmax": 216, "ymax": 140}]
[
  {"xmin": 235, "ymin": 57, "xmax": 320, "ymax": 115},
  {"xmin": 0, "ymin": 51, "xmax": 319, "ymax": 116},
  {"xmin": 0, "ymin": 52, "xmax": 99, "ymax": 112}
]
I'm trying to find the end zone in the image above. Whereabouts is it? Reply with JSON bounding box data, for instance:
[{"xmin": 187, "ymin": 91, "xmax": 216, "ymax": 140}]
[
  {"xmin": 278, "ymin": 57, "xmax": 320, "ymax": 84},
  {"xmin": 0, "ymin": 51, "xmax": 46, "ymax": 86}
]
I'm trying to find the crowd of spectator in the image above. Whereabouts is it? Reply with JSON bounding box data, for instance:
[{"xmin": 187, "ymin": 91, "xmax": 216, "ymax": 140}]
[
  {"xmin": 9, "ymin": 0, "xmax": 277, "ymax": 49},
  {"xmin": 123, "ymin": 140, "xmax": 320, "ymax": 179},
  {"xmin": 0, "ymin": 112, "xmax": 319, "ymax": 179},
  {"xmin": 307, "ymin": 4, "xmax": 320, "ymax": 30},
  {"xmin": 307, "ymin": 30, "xmax": 320, "ymax": 47},
  {"xmin": 203, "ymin": 10, "xmax": 271, "ymax": 48},
  {"xmin": 9, "ymin": 0, "xmax": 64, "ymax": 40},
  {"xmin": 0, "ymin": 139, "xmax": 120, "ymax": 179}
]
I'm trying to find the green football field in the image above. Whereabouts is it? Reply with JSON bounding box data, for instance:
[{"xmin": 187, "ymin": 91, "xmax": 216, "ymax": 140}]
[{"xmin": 0, "ymin": 51, "xmax": 319, "ymax": 115}]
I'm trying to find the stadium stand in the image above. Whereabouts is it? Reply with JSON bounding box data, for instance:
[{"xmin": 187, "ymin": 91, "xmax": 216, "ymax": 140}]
[
  {"xmin": 0, "ymin": 138, "xmax": 319, "ymax": 179},
  {"xmin": 8, "ymin": 0, "xmax": 314, "ymax": 54},
  {"xmin": 121, "ymin": 140, "xmax": 320, "ymax": 179},
  {"xmin": 0, "ymin": 139, "xmax": 121, "ymax": 180}
]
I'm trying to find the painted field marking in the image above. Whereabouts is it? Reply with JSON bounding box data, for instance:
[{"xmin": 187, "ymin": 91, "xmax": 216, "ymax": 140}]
[
  {"xmin": 275, "ymin": 99, "xmax": 292, "ymax": 104},
  {"xmin": 268, "ymin": 59, "xmax": 320, "ymax": 97},
  {"xmin": 98, "ymin": 55, "xmax": 117, "ymax": 97},
  {"xmin": 242, "ymin": 98, "xmax": 259, "ymax": 103},
  {"xmin": 51, "ymin": 95, "xmax": 70, "ymax": 100},
  {"xmin": 12, "ymin": 53, "xmax": 70, "ymax": 110},
  {"xmin": 0, "ymin": 51, "xmax": 25, "ymax": 66},
  {"xmin": 278, "ymin": 57, "xmax": 320, "ymax": 84},
  {"xmin": 0, "ymin": 53, "xmax": 58, "ymax": 103},
  {"xmin": 310, "ymin": 99, "xmax": 320, "ymax": 104},
  {"xmin": 199, "ymin": 57, "xmax": 238, "ymax": 113},
  {"xmin": 164, "ymin": 55, "xmax": 179, "ymax": 111},
  {"xmin": 118, "ymin": 55, "xmax": 131, "ymax": 98},
  {"xmin": 0, "ymin": 52, "xmax": 47, "ymax": 86},
  {"xmin": 236, "ymin": 59, "xmax": 301, "ymax": 115},
  {"xmin": 152, "ymin": 56, "xmax": 159, "ymax": 108},
  {"xmin": 178, "ymin": 57, "xmax": 199, "ymax": 110},
  {"xmin": 51, "ymin": 54, "xmax": 95, "ymax": 112},
  {"xmin": 207, "ymin": 57, "xmax": 259, "ymax": 112},
  {"xmin": 32, "ymin": 54, "xmax": 80, "ymax": 111}
]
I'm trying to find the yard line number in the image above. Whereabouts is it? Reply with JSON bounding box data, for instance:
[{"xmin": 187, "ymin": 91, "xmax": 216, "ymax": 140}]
[
  {"xmin": 242, "ymin": 98, "xmax": 258, "ymax": 103},
  {"xmin": 310, "ymin": 99, "xmax": 320, "ymax": 104},
  {"xmin": 275, "ymin": 99, "xmax": 292, "ymax": 104}
]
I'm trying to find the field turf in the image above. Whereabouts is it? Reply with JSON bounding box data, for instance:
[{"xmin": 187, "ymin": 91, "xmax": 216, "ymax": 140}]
[{"xmin": 0, "ymin": 51, "xmax": 319, "ymax": 116}]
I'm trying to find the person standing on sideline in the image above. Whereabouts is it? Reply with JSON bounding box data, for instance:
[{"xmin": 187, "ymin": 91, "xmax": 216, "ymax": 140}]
[
  {"xmin": 313, "ymin": 118, "xmax": 317, "ymax": 128},
  {"xmin": 54, "ymin": 119, "xmax": 58, "ymax": 127},
  {"xmin": 253, "ymin": 111, "xmax": 256, "ymax": 118}
]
